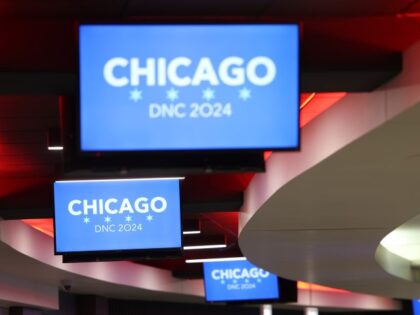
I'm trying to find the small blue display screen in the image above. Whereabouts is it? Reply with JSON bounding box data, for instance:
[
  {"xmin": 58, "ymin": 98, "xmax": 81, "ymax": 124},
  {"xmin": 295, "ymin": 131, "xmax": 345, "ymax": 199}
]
[
  {"xmin": 203, "ymin": 259, "xmax": 279, "ymax": 302},
  {"xmin": 54, "ymin": 178, "xmax": 181, "ymax": 254}
]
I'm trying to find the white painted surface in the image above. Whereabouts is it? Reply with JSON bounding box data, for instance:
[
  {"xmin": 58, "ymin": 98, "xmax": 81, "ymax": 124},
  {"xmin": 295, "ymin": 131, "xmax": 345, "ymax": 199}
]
[
  {"xmin": 0, "ymin": 220, "xmax": 400, "ymax": 311},
  {"xmin": 0, "ymin": 220, "xmax": 205, "ymax": 307},
  {"xmin": 239, "ymin": 40, "xmax": 420, "ymax": 298},
  {"xmin": 0, "ymin": 272, "xmax": 58, "ymax": 309}
]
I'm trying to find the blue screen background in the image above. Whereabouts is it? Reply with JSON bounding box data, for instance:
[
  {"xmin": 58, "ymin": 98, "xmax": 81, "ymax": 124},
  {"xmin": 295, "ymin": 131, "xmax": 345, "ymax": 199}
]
[
  {"xmin": 54, "ymin": 179, "xmax": 181, "ymax": 253},
  {"xmin": 79, "ymin": 24, "xmax": 299, "ymax": 151},
  {"xmin": 203, "ymin": 259, "xmax": 279, "ymax": 302}
]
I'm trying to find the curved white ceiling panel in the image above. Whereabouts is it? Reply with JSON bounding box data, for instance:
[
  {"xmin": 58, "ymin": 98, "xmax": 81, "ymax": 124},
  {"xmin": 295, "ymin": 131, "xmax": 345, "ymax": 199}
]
[
  {"xmin": 0, "ymin": 220, "xmax": 204, "ymax": 306},
  {"xmin": 239, "ymin": 40, "xmax": 420, "ymax": 299}
]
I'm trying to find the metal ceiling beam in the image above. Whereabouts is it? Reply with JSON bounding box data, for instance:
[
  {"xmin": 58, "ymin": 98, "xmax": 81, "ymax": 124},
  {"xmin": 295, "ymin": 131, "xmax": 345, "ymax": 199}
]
[
  {"xmin": 182, "ymin": 196, "xmax": 243, "ymax": 213},
  {"xmin": 0, "ymin": 72, "xmax": 76, "ymax": 95}
]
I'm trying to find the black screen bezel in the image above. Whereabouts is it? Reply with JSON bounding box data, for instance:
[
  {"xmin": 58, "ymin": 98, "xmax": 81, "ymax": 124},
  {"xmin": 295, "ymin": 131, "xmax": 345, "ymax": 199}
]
[
  {"xmin": 202, "ymin": 270, "xmax": 298, "ymax": 305},
  {"xmin": 53, "ymin": 178, "xmax": 184, "ymax": 261},
  {"xmin": 69, "ymin": 22, "xmax": 300, "ymax": 172}
]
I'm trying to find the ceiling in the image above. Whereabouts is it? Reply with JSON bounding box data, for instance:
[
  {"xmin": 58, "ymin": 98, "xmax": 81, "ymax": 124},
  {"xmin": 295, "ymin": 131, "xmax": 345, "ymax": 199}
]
[
  {"xmin": 238, "ymin": 39, "xmax": 420, "ymax": 298},
  {"xmin": 0, "ymin": 219, "xmax": 402, "ymax": 312},
  {"xmin": 0, "ymin": 0, "xmax": 420, "ymax": 294},
  {"xmin": 16, "ymin": 92, "xmax": 346, "ymax": 277}
]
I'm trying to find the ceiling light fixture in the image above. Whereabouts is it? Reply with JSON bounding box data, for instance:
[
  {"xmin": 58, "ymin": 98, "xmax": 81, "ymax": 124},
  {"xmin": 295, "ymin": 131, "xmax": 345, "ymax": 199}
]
[
  {"xmin": 183, "ymin": 244, "xmax": 227, "ymax": 250},
  {"xmin": 185, "ymin": 257, "xmax": 246, "ymax": 263},
  {"xmin": 47, "ymin": 146, "xmax": 64, "ymax": 151},
  {"xmin": 182, "ymin": 230, "xmax": 201, "ymax": 235},
  {"xmin": 300, "ymin": 92, "xmax": 316, "ymax": 109},
  {"xmin": 47, "ymin": 127, "xmax": 63, "ymax": 151}
]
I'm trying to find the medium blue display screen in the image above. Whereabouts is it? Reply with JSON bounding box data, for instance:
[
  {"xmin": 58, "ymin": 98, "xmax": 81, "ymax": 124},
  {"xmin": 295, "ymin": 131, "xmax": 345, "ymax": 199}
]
[
  {"xmin": 413, "ymin": 300, "xmax": 420, "ymax": 315},
  {"xmin": 203, "ymin": 259, "xmax": 279, "ymax": 302},
  {"xmin": 79, "ymin": 24, "xmax": 299, "ymax": 151},
  {"xmin": 54, "ymin": 178, "xmax": 181, "ymax": 254}
]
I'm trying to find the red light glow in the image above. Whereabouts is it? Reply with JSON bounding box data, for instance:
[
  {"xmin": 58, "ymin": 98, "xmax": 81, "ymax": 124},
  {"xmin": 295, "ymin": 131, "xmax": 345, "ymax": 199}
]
[
  {"xmin": 300, "ymin": 92, "xmax": 347, "ymax": 127},
  {"xmin": 22, "ymin": 219, "xmax": 54, "ymax": 237},
  {"xmin": 300, "ymin": 92, "xmax": 316, "ymax": 109},
  {"xmin": 298, "ymin": 281, "xmax": 349, "ymax": 293},
  {"xmin": 396, "ymin": 13, "xmax": 420, "ymax": 18}
]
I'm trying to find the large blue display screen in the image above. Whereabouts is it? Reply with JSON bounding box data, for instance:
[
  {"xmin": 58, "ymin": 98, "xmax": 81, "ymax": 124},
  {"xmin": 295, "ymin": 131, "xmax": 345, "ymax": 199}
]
[
  {"xmin": 54, "ymin": 178, "xmax": 181, "ymax": 254},
  {"xmin": 79, "ymin": 24, "xmax": 299, "ymax": 151},
  {"xmin": 203, "ymin": 259, "xmax": 279, "ymax": 302}
]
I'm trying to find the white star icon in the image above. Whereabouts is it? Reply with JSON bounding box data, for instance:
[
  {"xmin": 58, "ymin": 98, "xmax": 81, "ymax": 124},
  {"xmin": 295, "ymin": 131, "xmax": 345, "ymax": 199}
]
[
  {"xmin": 130, "ymin": 88, "xmax": 143, "ymax": 102},
  {"xmin": 166, "ymin": 88, "xmax": 179, "ymax": 102},
  {"xmin": 238, "ymin": 87, "xmax": 251, "ymax": 101},
  {"xmin": 125, "ymin": 215, "xmax": 132, "ymax": 222},
  {"xmin": 83, "ymin": 217, "xmax": 90, "ymax": 224},
  {"xmin": 104, "ymin": 216, "xmax": 111, "ymax": 223},
  {"xmin": 233, "ymin": 279, "xmax": 237, "ymax": 284},
  {"xmin": 221, "ymin": 280, "xmax": 225, "ymax": 284},
  {"xmin": 245, "ymin": 279, "xmax": 249, "ymax": 283},
  {"xmin": 257, "ymin": 278, "xmax": 261, "ymax": 283},
  {"xmin": 146, "ymin": 214, "xmax": 153, "ymax": 222},
  {"xmin": 202, "ymin": 87, "xmax": 215, "ymax": 101}
]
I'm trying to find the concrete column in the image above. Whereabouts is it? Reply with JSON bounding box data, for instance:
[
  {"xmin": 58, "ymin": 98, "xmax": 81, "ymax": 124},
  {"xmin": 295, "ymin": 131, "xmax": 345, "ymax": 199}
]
[
  {"xmin": 260, "ymin": 304, "xmax": 272, "ymax": 315},
  {"xmin": 305, "ymin": 307, "xmax": 319, "ymax": 315}
]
